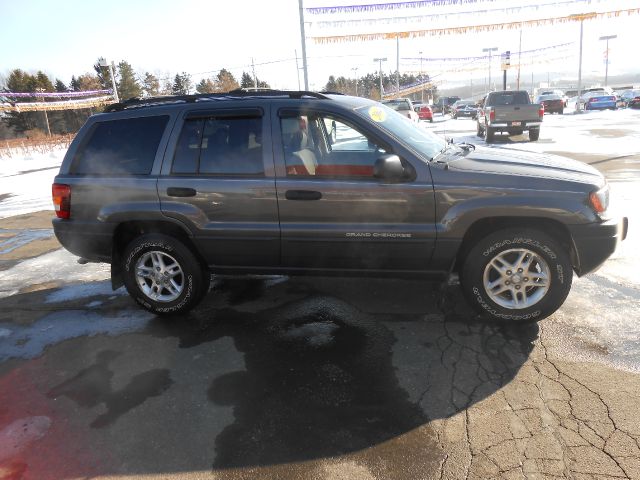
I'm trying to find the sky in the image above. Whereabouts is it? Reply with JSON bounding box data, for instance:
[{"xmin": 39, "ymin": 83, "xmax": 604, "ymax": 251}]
[{"xmin": 0, "ymin": 0, "xmax": 638, "ymax": 92}]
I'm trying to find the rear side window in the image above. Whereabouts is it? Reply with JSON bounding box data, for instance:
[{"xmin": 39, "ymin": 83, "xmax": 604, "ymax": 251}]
[
  {"xmin": 71, "ymin": 116, "xmax": 169, "ymax": 175},
  {"xmin": 171, "ymin": 116, "xmax": 263, "ymax": 176},
  {"xmin": 487, "ymin": 92, "xmax": 530, "ymax": 106}
]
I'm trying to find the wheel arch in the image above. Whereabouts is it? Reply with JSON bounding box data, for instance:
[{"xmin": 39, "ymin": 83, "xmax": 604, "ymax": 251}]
[
  {"xmin": 110, "ymin": 219, "xmax": 205, "ymax": 289},
  {"xmin": 453, "ymin": 216, "xmax": 577, "ymax": 274}
]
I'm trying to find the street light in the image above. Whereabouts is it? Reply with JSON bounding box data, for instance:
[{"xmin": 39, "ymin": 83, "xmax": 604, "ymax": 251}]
[
  {"xmin": 98, "ymin": 58, "xmax": 119, "ymax": 102},
  {"xmin": 598, "ymin": 35, "xmax": 617, "ymax": 86},
  {"xmin": 482, "ymin": 47, "xmax": 498, "ymax": 92},
  {"xmin": 373, "ymin": 57, "xmax": 387, "ymax": 100},
  {"xmin": 351, "ymin": 67, "xmax": 359, "ymax": 96}
]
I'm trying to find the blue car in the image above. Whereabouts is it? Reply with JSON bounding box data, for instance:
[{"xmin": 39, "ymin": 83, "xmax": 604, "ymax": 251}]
[{"xmin": 582, "ymin": 94, "xmax": 617, "ymax": 111}]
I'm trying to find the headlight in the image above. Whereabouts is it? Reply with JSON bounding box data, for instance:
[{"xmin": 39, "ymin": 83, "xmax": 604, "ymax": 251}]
[{"xmin": 589, "ymin": 184, "xmax": 609, "ymax": 214}]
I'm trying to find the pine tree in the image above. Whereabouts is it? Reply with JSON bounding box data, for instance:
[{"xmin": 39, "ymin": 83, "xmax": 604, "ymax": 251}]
[
  {"xmin": 70, "ymin": 76, "xmax": 81, "ymax": 91},
  {"xmin": 54, "ymin": 79, "xmax": 67, "ymax": 92},
  {"xmin": 2, "ymin": 69, "xmax": 39, "ymax": 134},
  {"xmin": 172, "ymin": 72, "xmax": 192, "ymax": 95},
  {"xmin": 117, "ymin": 61, "xmax": 142, "ymax": 100},
  {"xmin": 195, "ymin": 78, "xmax": 216, "ymax": 94},
  {"xmin": 94, "ymin": 57, "xmax": 114, "ymax": 90},
  {"xmin": 240, "ymin": 71, "xmax": 254, "ymax": 88},
  {"xmin": 141, "ymin": 72, "xmax": 160, "ymax": 97},
  {"xmin": 215, "ymin": 69, "xmax": 239, "ymax": 92}
]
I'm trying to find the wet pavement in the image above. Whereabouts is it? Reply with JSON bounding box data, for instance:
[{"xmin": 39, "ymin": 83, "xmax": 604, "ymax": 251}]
[{"xmin": 1, "ymin": 110, "xmax": 640, "ymax": 479}]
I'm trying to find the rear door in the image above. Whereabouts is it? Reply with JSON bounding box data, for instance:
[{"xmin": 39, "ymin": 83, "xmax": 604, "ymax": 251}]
[
  {"xmin": 272, "ymin": 104, "xmax": 436, "ymax": 271},
  {"xmin": 158, "ymin": 104, "xmax": 280, "ymax": 268}
]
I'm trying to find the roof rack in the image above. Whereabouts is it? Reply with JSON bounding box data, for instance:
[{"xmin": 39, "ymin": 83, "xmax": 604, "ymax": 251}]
[{"xmin": 103, "ymin": 89, "xmax": 331, "ymax": 112}]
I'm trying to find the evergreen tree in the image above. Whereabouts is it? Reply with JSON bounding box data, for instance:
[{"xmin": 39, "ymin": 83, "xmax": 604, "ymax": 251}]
[
  {"xmin": 117, "ymin": 61, "xmax": 142, "ymax": 100},
  {"xmin": 195, "ymin": 78, "xmax": 216, "ymax": 94},
  {"xmin": 54, "ymin": 79, "xmax": 67, "ymax": 92},
  {"xmin": 172, "ymin": 72, "xmax": 192, "ymax": 95},
  {"xmin": 70, "ymin": 75, "xmax": 81, "ymax": 91},
  {"xmin": 240, "ymin": 71, "xmax": 254, "ymax": 88},
  {"xmin": 94, "ymin": 57, "xmax": 114, "ymax": 90},
  {"xmin": 2, "ymin": 69, "xmax": 39, "ymax": 134},
  {"xmin": 141, "ymin": 72, "xmax": 160, "ymax": 97}
]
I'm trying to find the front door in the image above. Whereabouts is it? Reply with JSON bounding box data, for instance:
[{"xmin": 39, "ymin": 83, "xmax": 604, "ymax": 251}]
[{"xmin": 273, "ymin": 107, "xmax": 436, "ymax": 272}]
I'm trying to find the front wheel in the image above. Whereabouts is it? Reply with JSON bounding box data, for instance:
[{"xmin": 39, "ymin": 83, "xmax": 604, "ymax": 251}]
[
  {"xmin": 122, "ymin": 233, "xmax": 209, "ymax": 315},
  {"xmin": 460, "ymin": 229, "xmax": 573, "ymax": 322}
]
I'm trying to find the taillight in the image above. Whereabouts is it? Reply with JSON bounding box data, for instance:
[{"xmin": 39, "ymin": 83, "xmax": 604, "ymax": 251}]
[
  {"xmin": 539, "ymin": 104, "xmax": 544, "ymax": 118},
  {"xmin": 52, "ymin": 183, "xmax": 71, "ymax": 219},
  {"xmin": 489, "ymin": 109, "xmax": 495, "ymax": 122}
]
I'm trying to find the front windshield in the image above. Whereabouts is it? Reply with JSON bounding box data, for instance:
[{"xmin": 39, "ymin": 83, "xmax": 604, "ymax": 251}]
[{"xmin": 355, "ymin": 103, "xmax": 446, "ymax": 160}]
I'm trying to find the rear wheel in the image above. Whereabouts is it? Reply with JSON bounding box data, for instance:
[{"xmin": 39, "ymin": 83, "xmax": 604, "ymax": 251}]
[
  {"xmin": 122, "ymin": 233, "xmax": 209, "ymax": 315},
  {"xmin": 460, "ymin": 228, "xmax": 573, "ymax": 323},
  {"xmin": 484, "ymin": 126, "xmax": 495, "ymax": 143},
  {"xmin": 529, "ymin": 128, "xmax": 540, "ymax": 141},
  {"xmin": 476, "ymin": 122, "xmax": 483, "ymax": 137}
]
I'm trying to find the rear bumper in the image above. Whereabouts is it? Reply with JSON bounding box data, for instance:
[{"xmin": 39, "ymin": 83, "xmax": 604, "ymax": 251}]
[
  {"xmin": 489, "ymin": 121, "xmax": 541, "ymax": 130},
  {"xmin": 568, "ymin": 217, "xmax": 628, "ymax": 276},
  {"xmin": 53, "ymin": 218, "xmax": 113, "ymax": 262}
]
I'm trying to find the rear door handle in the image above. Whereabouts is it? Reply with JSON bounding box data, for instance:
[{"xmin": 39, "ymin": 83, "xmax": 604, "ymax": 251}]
[
  {"xmin": 167, "ymin": 187, "xmax": 197, "ymax": 197},
  {"xmin": 285, "ymin": 190, "xmax": 322, "ymax": 201}
]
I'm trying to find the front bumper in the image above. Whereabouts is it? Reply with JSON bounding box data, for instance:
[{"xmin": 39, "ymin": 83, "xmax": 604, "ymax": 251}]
[{"xmin": 568, "ymin": 217, "xmax": 628, "ymax": 276}]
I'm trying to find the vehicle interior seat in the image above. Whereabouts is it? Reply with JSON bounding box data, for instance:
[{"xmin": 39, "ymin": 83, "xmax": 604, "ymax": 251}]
[{"xmin": 281, "ymin": 117, "xmax": 317, "ymax": 175}]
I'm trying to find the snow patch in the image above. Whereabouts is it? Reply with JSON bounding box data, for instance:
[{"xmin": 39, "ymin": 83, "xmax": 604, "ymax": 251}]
[{"xmin": 45, "ymin": 281, "xmax": 126, "ymax": 303}]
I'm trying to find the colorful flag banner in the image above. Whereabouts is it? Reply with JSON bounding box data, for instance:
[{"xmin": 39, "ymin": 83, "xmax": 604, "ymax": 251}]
[
  {"xmin": 310, "ymin": 9, "xmax": 640, "ymax": 43},
  {"xmin": 0, "ymin": 96, "xmax": 115, "ymax": 112},
  {"xmin": 310, "ymin": 0, "xmax": 602, "ymax": 28},
  {"xmin": 401, "ymin": 42, "xmax": 574, "ymax": 63},
  {"xmin": 306, "ymin": 0, "xmax": 497, "ymax": 15},
  {"xmin": 1, "ymin": 90, "xmax": 112, "ymax": 98}
]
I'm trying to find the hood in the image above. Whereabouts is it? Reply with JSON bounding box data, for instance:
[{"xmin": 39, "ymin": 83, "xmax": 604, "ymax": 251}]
[{"xmin": 447, "ymin": 146, "xmax": 604, "ymax": 185}]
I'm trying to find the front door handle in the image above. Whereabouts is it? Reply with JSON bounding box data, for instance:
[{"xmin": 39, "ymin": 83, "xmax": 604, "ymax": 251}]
[
  {"xmin": 167, "ymin": 187, "xmax": 197, "ymax": 197},
  {"xmin": 285, "ymin": 190, "xmax": 322, "ymax": 201}
]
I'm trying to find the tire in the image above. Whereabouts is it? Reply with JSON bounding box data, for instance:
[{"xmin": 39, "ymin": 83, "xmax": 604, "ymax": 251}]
[
  {"xmin": 559, "ymin": 109, "xmax": 563, "ymax": 115},
  {"xmin": 430, "ymin": 118, "xmax": 433, "ymax": 123},
  {"xmin": 529, "ymin": 128, "xmax": 540, "ymax": 141},
  {"xmin": 476, "ymin": 121, "xmax": 483, "ymax": 138},
  {"xmin": 122, "ymin": 233, "xmax": 209, "ymax": 315},
  {"xmin": 484, "ymin": 126, "xmax": 495, "ymax": 143},
  {"xmin": 460, "ymin": 228, "xmax": 573, "ymax": 323}
]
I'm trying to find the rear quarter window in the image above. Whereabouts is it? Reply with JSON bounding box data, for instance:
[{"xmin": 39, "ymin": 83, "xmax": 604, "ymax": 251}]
[{"xmin": 70, "ymin": 115, "xmax": 169, "ymax": 175}]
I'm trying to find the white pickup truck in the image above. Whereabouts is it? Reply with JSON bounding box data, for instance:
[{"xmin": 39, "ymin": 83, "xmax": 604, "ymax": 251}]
[{"xmin": 476, "ymin": 90, "xmax": 543, "ymax": 142}]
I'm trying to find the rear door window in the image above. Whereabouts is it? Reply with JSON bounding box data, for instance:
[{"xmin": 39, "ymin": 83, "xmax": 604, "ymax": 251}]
[
  {"xmin": 71, "ymin": 116, "xmax": 169, "ymax": 175},
  {"xmin": 171, "ymin": 116, "xmax": 263, "ymax": 176}
]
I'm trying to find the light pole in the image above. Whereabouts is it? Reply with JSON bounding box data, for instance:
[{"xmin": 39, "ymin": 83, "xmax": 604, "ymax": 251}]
[
  {"xmin": 99, "ymin": 58, "xmax": 119, "ymax": 102},
  {"xmin": 598, "ymin": 35, "xmax": 617, "ymax": 86},
  {"xmin": 374, "ymin": 57, "xmax": 387, "ymax": 100},
  {"xmin": 298, "ymin": 0, "xmax": 309, "ymax": 90},
  {"xmin": 419, "ymin": 50, "xmax": 424, "ymax": 103},
  {"xmin": 351, "ymin": 67, "xmax": 359, "ymax": 96},
  {"xmin": 482, "ymin": 47, "xmax": 498, "ymax": 92}
]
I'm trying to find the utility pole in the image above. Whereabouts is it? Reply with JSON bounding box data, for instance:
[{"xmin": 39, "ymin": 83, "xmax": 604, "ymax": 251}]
[
  {"xmin": 251, "ymin": 57, "xmax": 257, "ymax": 89},
  {"xmin": 419, "ymin": 50, "xmax": 424, "ymax": 103},
  {"xmin": 482, "ymin": 47, "xmax": 498, "ymax": 92},
  {"xmin": 374, "ymin": 57, "xmax": 387, "ymax": 100},
  {"xmin": 295, "ymin": 49, "xmax": 301, "ymax": 90},
  {"xmin": 36, "ymin": 88, "xmax": 51, "ymax": 136},
  {"xmin": 298, "ymin": 0, "xmax": 309, "ymax": 90},
  {"xmin": 517, "ymin": 28, "xmax": 522, "ymax": 89},
  {"xmin": 396, "ymin": 35, "xmax": 400, "ymax": 93},
  {"xmin": 351, "ymin": 67, "xmax": 359, "ymax": 96},
  {"xmin": 576, "ymin": 19, "xmax": 584, "ymax": 111},
  {"xmin": 599, "ymin": 34, "xmax": 617, "ymax": 86},
  {"xmin": 98, "ymin": 58, "xmax": 119, "ymax": 102}
]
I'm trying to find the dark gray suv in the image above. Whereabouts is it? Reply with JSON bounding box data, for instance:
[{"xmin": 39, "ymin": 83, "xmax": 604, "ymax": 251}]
[{"xmin": 52, "ymin": 90, "xmax": 627, "ymax": 322}]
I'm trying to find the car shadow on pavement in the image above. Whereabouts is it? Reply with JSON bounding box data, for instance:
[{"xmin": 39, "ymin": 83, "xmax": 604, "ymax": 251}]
[
  {"xmin": 0, "ymin": 277, "xmax": 538, "ymax": 478},
  {"xmin": 145, "ymin": 277, "xmax": 539, "ymax": 474}
]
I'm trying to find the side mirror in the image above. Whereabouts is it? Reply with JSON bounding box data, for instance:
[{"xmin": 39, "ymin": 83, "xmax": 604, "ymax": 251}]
[{"xmin": 373, "ymin": 154, "xmax": 404, "ymax": 180}]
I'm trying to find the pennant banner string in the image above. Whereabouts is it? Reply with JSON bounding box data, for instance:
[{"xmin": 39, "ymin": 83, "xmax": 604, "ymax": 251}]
[
  {"xmin": 310, "ymin": 8, "xmax": 640, "ymax": 43},
  {"xmin": 1, "ymin": 90, "xmax": 112, "ymax": 98},
  {"xmin": 310, "ymin": 0, "xmax": 601, "ymax": 28},
  {"xmin": 401, "ymin": 42, "xmax": 574, "ymax": 62},
  {"xmin": 306, "ymin": 0, "xmax": 497, "ymax": 15}
]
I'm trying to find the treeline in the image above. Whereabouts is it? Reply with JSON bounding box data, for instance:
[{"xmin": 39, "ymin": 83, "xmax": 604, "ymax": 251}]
[
  {"xmin": 324, "ymin": 72, "xmax": 436, "ymax": 100},
  {"xmin": 0, "ymin": 58, "xmax": 270, "ymax": 139}
]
